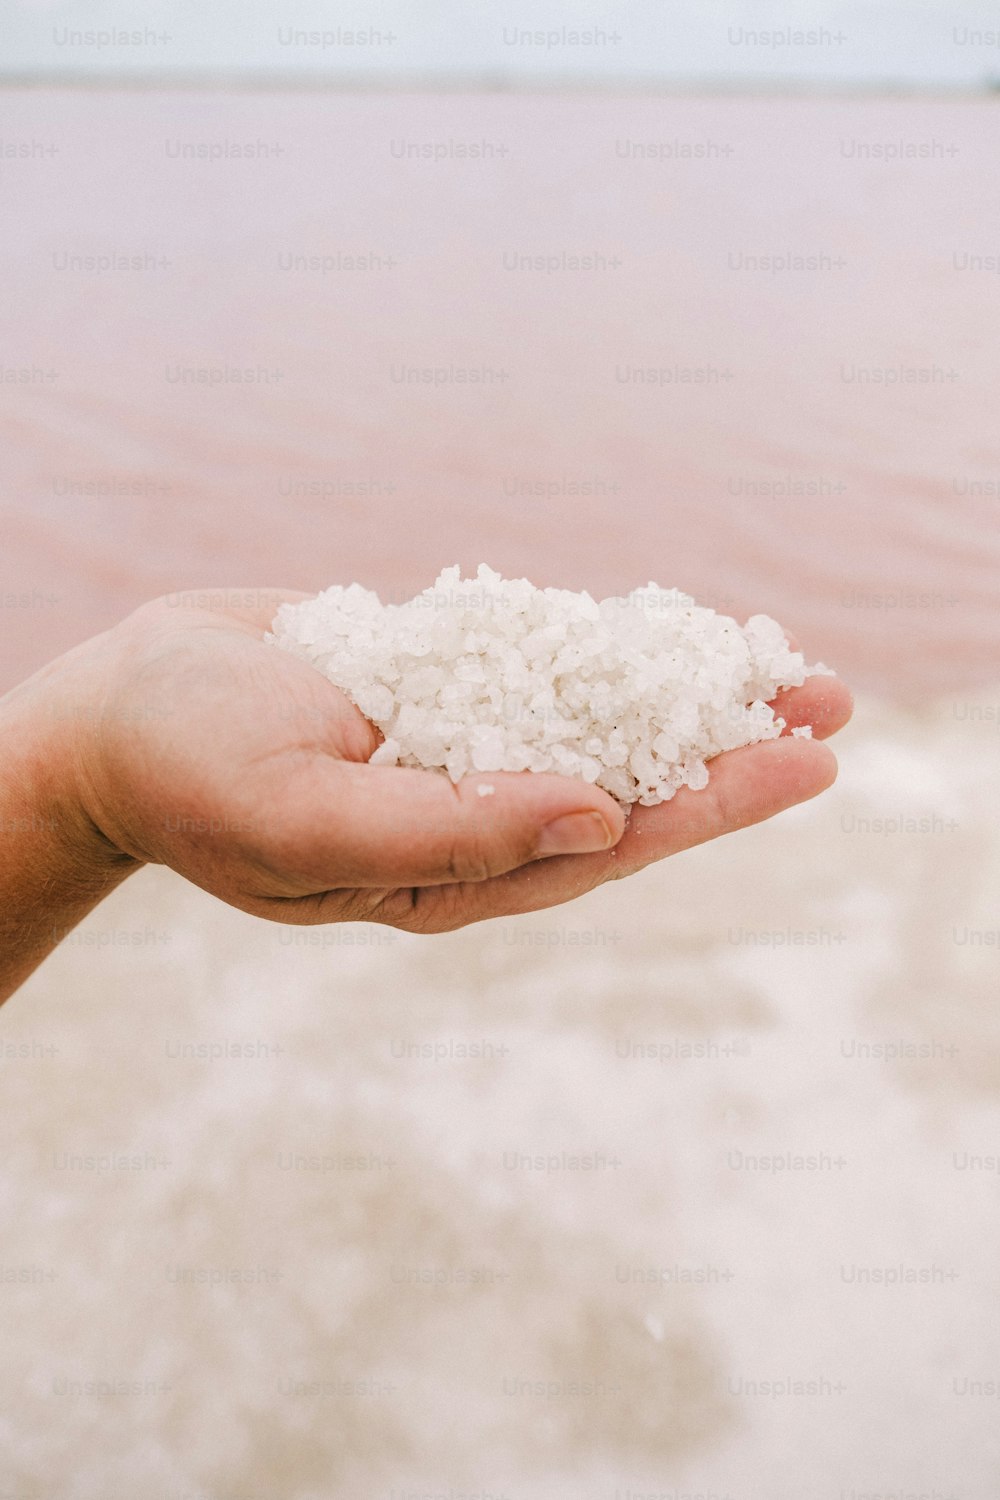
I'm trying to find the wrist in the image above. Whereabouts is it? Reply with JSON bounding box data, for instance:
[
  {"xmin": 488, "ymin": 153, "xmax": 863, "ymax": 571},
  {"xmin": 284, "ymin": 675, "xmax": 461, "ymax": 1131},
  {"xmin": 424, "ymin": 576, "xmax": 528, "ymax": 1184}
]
[
  {"xmin": 1, "ymin": 626, "xmax": 142, "ymax": 874},
  {"xmin": 0, "ymin": 627, "xmax": 143, "ymax": 999}
]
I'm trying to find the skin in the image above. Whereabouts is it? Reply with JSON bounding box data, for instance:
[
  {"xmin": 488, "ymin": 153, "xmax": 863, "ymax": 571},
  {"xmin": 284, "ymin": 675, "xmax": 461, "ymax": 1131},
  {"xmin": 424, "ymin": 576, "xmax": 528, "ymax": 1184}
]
[{"xmin": 0, "ymin": 589, "xmax": 853, "ymax": 1002}]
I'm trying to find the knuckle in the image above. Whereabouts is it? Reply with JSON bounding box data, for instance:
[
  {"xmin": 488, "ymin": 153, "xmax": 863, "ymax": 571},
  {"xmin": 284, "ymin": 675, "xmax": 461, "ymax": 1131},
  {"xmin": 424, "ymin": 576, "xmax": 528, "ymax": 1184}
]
[
  {"xmin": 397, "ymin": 885, "xmax": 468, "ymax": 936},
  {"xmin": 444, "ymin": 832, "xmax": 497, "ymax": 885},
  {"xmin": 370, "ymin": 888, "xmax": 425, "ymax": 930},
  {"xmin": 340, "ymin": 888, "xmax": 400, "ymax": 923}
]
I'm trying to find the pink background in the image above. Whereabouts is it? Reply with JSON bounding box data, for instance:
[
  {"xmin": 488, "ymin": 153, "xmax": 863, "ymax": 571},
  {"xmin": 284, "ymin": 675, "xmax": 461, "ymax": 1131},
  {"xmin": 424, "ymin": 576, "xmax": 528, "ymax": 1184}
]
[{"xmin": 3, "ymin": 89, "xmax": 998, "ymax": 695}]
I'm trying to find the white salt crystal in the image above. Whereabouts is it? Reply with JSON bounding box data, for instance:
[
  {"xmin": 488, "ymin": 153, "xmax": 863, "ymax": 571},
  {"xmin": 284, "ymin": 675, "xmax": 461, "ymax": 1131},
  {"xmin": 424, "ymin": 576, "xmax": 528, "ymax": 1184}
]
[
  {"xmin": 791, "ymin": 725, "xmax": 814, "ymax": 739},
  {"xmin": 685, "ymin": 761, "xmax": 710, "ymax": 791},
  {"xmin": 266, "ymin": 565, "xmax": 829, "ymax": 806},
  {"xmin": 368, "ymin": 736, "xmax": 401, "ymax": 766},
  {"xmin": 356, "ymin": 683, "xmax": 395, "ymax": 722}
]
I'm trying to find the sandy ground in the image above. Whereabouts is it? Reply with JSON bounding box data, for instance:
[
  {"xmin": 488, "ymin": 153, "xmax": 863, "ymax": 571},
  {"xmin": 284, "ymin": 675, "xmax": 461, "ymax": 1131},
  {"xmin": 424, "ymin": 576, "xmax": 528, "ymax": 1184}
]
[{"xmin": 3, "ymin": 688, "xmax": 999, "ymax": 1498}]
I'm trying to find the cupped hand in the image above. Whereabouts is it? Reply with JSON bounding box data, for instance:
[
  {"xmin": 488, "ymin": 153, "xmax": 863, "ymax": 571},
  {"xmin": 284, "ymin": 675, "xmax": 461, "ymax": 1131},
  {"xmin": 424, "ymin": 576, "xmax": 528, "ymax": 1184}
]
[{"xmin": 75, "ymin": 589, "xmax": 853, "ymax": 933}]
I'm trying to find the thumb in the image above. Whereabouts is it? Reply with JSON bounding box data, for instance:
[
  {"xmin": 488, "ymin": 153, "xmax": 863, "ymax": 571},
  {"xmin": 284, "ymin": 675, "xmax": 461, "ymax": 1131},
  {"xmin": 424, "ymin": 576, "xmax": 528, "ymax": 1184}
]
[{"xmin": 266, "ymin": 759, "xmax": 626, "ymax": 890}]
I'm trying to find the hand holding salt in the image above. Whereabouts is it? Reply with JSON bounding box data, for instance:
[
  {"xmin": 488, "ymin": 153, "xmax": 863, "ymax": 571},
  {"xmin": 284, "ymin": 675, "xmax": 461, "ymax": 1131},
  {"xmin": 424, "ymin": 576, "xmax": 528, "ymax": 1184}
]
[{"xmin": 268, "ymin": 564, "xmax": 834, "ymax": 806}]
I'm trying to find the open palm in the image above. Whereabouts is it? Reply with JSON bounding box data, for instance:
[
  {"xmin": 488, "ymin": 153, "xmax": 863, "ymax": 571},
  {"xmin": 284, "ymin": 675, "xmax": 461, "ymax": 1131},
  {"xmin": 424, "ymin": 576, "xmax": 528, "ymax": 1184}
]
[{"xmin": 82, "ymin": 589, "xmax": 853, "ymax": 933}]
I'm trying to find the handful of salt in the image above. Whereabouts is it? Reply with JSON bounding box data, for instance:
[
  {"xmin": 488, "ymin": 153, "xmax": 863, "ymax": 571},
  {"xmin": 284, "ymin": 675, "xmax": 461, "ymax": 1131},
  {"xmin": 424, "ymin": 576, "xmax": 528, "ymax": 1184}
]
[{"xmin": 267, "ymin": 565, "xmax": 829, "ymax": 806}]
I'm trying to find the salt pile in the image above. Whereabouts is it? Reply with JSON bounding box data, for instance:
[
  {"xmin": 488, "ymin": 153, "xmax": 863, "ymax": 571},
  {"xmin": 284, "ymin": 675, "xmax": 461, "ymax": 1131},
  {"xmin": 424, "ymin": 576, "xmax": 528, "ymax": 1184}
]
[{"xmin": 267, "ymin": 565, "xmax": 830, "ymax": 805}]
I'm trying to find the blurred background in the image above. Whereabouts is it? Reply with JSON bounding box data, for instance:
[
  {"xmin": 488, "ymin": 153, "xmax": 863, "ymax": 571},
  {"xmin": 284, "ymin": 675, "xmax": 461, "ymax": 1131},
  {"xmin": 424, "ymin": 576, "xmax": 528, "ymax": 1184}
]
[{"xmin": 2, "ymin": 2, "xmax": 999, "ymax": 1496}]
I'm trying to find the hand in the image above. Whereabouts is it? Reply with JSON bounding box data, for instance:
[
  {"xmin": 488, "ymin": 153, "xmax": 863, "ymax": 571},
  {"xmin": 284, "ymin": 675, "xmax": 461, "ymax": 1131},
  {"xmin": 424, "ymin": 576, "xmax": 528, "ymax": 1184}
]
[{"xmin": 72, "ymin": 589, "xmax": 853, "ymax": 934}]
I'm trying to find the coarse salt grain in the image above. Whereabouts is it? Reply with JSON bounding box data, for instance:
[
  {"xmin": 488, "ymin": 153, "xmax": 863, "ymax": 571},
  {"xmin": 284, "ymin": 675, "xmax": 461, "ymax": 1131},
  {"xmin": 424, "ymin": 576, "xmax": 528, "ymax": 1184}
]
[{"xmin": 266, "ymin": 565, "xmax": 829, "ymax": 806}]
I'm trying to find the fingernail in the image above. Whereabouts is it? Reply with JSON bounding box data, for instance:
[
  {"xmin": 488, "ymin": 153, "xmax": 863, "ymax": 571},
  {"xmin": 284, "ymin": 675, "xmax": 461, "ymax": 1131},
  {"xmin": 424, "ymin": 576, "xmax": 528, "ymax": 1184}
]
[{"xmin": 536, "ymin": 811, "xmax": 613, "ymax": 858}]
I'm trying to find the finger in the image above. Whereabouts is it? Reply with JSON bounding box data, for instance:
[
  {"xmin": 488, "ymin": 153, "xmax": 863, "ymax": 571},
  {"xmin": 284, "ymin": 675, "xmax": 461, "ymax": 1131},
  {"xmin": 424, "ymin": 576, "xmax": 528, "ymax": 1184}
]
[
  {"xmin": 256, "ymin": 759, "xmax": 626, "ymax": 891},
  {"xmin": 761, "ymin": 624, "xmax": 852, "ymax": 739},
  {"xmin": 614, "ymin": 735, "xmax": 839, "ymax": 866},
  {"xmin": 767, "ymin": 674, "xmax": 853, "ymax": 740},
  {"xmin": 374, "ymin": 735, "xmax": 839, "ymax": 931}
]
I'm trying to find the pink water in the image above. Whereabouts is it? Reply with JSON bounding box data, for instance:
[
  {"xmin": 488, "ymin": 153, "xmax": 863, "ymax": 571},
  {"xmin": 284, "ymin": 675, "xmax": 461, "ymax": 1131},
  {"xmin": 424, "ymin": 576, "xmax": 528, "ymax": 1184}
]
[{"xmin": 2, "ymin": 89, "xmax": 998, "ymax": 698}]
